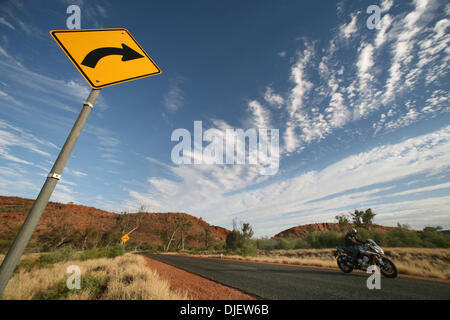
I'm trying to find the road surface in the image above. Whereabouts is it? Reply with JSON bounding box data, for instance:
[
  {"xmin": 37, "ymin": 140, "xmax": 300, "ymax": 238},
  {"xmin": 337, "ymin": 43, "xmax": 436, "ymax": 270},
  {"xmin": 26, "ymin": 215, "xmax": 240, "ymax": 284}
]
[{"xmin": 140, "ymin": 253, "xmax": 450, "ymax": 300}]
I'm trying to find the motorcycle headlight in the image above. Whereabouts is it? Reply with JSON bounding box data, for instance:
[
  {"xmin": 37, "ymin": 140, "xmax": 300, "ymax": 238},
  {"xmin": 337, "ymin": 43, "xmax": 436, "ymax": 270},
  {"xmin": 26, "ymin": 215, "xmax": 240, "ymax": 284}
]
[{"xmin": 375, "ymin": 247, "xmax": 384, "ymax": 254}]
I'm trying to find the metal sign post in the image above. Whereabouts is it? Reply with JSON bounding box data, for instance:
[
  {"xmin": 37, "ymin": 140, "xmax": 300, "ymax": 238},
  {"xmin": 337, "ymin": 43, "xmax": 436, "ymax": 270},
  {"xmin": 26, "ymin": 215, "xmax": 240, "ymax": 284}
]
[{"xmin": 0, "ymin": 89, "xmax": 100, "ymax": 296}]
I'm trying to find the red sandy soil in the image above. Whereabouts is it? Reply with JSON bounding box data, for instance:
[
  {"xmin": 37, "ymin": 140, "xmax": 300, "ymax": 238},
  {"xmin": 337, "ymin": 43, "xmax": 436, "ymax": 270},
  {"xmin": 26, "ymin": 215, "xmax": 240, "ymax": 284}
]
[{"xmin": 143, "ymin": 256, "xmax": 256, "ymax": 300}]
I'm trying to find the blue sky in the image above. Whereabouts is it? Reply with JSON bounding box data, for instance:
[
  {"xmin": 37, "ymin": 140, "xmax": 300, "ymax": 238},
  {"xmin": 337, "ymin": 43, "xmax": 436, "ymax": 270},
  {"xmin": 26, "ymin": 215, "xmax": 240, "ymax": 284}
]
[{"xmin": 0, "ymin": 0, "xmax": 449, "ymax": 237}]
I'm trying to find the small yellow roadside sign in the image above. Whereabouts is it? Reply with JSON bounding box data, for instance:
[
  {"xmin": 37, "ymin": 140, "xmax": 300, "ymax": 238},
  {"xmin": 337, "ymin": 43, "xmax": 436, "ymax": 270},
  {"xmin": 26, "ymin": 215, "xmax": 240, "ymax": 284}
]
[
  {"xmin": 50, "ymin": 28, "xmax": 161, "ymax": 89},
  {"xmin": 121, "ymin": 234, "xmax": 130, "ymax": 243}
]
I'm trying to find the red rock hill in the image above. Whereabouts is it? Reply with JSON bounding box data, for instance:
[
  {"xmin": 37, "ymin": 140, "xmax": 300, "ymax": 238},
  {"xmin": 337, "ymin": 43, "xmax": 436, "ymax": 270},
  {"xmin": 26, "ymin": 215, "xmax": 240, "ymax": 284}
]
[
  {"xmin": 273, "ymin": 222, "xmax": 394, "ymax": 238},
  {"xmin": 0, "ymin": 196, "xmax": 229, "ymax": 248}
]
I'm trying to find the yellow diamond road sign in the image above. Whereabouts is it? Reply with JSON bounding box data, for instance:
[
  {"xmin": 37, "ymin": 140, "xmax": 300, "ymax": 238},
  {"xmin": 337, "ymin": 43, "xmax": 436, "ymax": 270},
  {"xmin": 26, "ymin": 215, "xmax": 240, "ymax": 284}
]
[
  {"xmin": 50, "ymin": 28, "xmax": 161, "ymax": 89},
  {"xmin": 121, "ymin": 234, "xmax": 130, "ymax": 243}
]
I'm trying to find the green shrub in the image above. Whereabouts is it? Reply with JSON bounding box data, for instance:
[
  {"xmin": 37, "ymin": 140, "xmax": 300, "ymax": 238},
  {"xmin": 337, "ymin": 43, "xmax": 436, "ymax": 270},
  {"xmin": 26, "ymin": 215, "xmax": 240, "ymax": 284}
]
[
  {"xmin": 33, "ymin": 274, "xmax": 107, "ymax": 300},
  {"xmin": 256, "ymin": 237, "xmax": 278, "ymax": 250},
  {"xmin": 80, "ymin": 274, "xmax": 108, "ymax": 298},
  {"xmin": 57, "ymin": 245, "xmax": 76, "ymax": 260},
  {"xmin": 294, "ymin": 238, "xmax": 309, "ymax": 249},
  {"xmin": 277, "ymin": 238, "xmax": 296, "ymax": 250},
  {"xmin": 138, "ymin": 244, "xmax": 155, "ymax": 252},
  {"xmin": 33, "ymin": 278, "xmax": 70, "ymax": 300},
  {"xmin": 355, "ymin": 228, "xmax": 370, "ymax": 242},
  {"xmin": 38, "ymin": 252, "xmax": 63, "ymax": 267},
  {"xmin": 226, "ymin": 230, "xmax": 245, "ymax": 250},
  {"xmin": 252, "ymin": 226, "xmax": 450, "ymax": 250},
  {"xmin": 386, "ymin": 224, "xmax": 422, "ymax": 247},
  {"xmin": 368, "ymin": 230, "xmax": 387, "ymax": 247},
  {"xmin": 0, "ymin": 240, "xmax": 12, "ymax": 254},
  {"xmin": 106, "ymin": 245, "xmax": 126, "ymax": 258},
  {"xmin": 238, "ymin": 243, "xmax": 257, "ymax": 257},
  {"xmin": 214, "ymin": 241, "xmax": 226, "ymax": 251},
  {"xmin": 189, "ymin": 246, "xmax": 201, "ymax": 254},
  {"xmin": 318, "ymin": 231, "xmax": 343, "ymax": 248},
  {"xmin": 79, "ymin": 248, "xmax": 107, "ymax": 261},
  {"xmin": 305, "ymin": 232, "xmax": 321, "ymax": 248},
  {"xmin": 420, "ymin": 231, "xmax": 450, "ymax": 248},
  {"xmin": 17, "ymin": 257, "xmax": 38, "ymax": 272}
]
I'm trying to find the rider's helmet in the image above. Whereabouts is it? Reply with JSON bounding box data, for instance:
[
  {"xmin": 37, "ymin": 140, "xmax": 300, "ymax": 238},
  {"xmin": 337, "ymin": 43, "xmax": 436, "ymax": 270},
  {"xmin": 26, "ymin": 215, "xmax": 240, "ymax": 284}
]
[{"xmin": 347, "ymin": 228, "xmax": 357, "ymax": 235}]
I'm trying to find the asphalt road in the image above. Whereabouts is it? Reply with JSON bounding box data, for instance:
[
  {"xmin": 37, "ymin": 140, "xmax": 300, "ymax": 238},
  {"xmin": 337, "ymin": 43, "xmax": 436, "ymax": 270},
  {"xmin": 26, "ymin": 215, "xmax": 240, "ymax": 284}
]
[{"xmin": 140, "ymin": 253, "xmax": 450, "ymax": 300}]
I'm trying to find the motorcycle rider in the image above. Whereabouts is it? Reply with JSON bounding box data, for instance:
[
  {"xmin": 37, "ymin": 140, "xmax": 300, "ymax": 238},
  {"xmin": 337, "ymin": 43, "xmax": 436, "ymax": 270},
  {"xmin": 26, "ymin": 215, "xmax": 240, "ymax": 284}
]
[{"xmin": 345, "ymin": 228, "xmax": 364, "ymax": 266}]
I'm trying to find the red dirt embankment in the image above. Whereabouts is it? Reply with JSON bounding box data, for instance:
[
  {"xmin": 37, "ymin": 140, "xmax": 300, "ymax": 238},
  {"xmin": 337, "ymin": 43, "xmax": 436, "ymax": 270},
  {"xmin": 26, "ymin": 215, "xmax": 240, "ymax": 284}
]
[{"xmin": 143, "ymin": 256, "xmax": 255, "ymax": 300}]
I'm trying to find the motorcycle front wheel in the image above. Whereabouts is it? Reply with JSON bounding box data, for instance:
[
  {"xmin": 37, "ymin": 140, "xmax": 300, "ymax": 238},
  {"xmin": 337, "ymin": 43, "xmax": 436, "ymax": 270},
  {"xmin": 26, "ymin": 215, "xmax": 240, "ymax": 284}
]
[
  {"xmin": 337, "ymin": 256, "xmax": 353, "ymax": 273},
  {"xmin": 379, "ymin": 257, "xmax": 398, "ymax": 278}
]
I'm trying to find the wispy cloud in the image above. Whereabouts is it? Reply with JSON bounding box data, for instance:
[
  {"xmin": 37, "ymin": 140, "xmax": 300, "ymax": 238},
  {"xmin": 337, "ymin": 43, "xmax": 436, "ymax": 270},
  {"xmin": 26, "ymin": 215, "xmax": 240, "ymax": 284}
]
[
  {"xmin": 65, "ymin": 168, "xmax": 88, "ymax": 178},
  {"xmin": 0, "ymin": 17, "xmax": 15, "ymax": 30},
  {"xmin": 164, "ymin": 77, "xmax": 185, "ymax": 113},
  {"xmin": 0, "ymin": 120, "xmax": 57, "ymax": 166},
  {"xmin": 120, "ymin": 125, "xmax": 450, "ymax": 236},
  {"xmin": 339, "ymin": 12, "xmax": 358, "ymax": 39},
  {"xmin": 264, "ymin": 86, "xmax": 284, "ymax": 109},
  {"xmin": 259, "ymin": 0, "xmax": 450, "ymax": 156}
]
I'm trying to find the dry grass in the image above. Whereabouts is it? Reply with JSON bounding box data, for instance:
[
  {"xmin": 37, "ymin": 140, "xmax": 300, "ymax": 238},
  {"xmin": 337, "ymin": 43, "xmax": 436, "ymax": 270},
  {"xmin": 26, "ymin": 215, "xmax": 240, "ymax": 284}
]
[
  {"xmin": 0, "ymin": 253, "xmax": 189, "ymax": 300},
  {"xmin": 383, "ymin": 248, "xmax": 450, "ymax": 280},
  {"xmin": 178, "ymin": 247, "xmax": 450, "ymax": 280}
]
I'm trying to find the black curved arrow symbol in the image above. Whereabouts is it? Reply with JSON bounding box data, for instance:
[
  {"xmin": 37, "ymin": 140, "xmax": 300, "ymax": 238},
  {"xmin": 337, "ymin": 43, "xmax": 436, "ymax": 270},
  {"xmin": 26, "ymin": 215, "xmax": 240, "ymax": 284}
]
[{"xmin": 81, "ymin": 43, "xmax": 144, "ymax": 68}]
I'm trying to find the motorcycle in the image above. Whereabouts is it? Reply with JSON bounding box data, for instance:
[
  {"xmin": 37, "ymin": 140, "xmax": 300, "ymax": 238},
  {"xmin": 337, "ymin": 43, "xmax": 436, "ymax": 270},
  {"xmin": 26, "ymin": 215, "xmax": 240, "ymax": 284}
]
[{"xmin": 333, "ymin": 239, "xmax": 398, "ymax": 278}]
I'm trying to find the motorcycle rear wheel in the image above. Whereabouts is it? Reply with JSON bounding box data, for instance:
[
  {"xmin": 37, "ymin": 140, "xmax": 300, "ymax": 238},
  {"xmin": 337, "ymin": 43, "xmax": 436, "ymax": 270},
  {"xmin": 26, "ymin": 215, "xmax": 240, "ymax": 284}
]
[
  {"xmin": 379, "ymin": 257, "xmax": 398, "ymax": 278},
  {"xmin": 337, "ymin": 256, "xmax": 353, "ymax": 273}
]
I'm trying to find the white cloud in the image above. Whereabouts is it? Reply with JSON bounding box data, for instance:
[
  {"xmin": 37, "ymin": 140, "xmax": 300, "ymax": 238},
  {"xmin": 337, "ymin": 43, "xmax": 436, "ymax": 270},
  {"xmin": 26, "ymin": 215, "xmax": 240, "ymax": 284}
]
[
  {"xmin": 385, "ymin": 108, "xmax": 420, "ymax": 130},
  {"xmin": 381, "ymin": 0, "xmax": 394, "ymax": 12},
  {"xmin": 375, "ymin": 14, "xmax": 393, "ymax": 48},
  {"xmin": 0, "ymin": 45, "xmax": 9, "ymax": 58},
  {"xmin": 119, "ymin": 125, "xmax": 450, "ymax": 236},
  {"xmin": 282, "ymin": 45, "xmax": 314, "ymax": 153},
  {"xmin": 275, "ymin": 0, "xmax": 448, "ymax": 152},
  {"xmin": 325, "ymin": 92, "xmax": 351, "ymax": 128},
  {"xmin": 164, "ymin": 78, "xmax": 184, "ymax": 113},
  {"xmin": 422, "ymin": 90, "xmax": 449, "ymax": 114},
  {"xmin": 339, "ymin": 13, "xmax": 358, "ymax": 39},
  {"xmin": 66, "ymin": 168, "xmax": 88, "ymax": 178},
  {"xmin": 264, "ymin": 87, "xmax": 284, "ymax": 108},
  {"xmin": 385, "ymin": 182, "xmax": 450, "ymax": 198},
  {"xmin": 247, "ymin": 100, "xmax": 271, "ymax": 129},
  {"xmin": 382, "ymin": 0, "xmax": 439, "ymax": 104},
  {"xmin": 0, "ymin": 17, "xmax": 15, "ymax": 30},
  {"xmin": 0, "ymin": 120, "xmax": 55, "ymax": 166},
  {"xmin": 354, "ymin": 43, "xmax": 377, "ymax": 119}
]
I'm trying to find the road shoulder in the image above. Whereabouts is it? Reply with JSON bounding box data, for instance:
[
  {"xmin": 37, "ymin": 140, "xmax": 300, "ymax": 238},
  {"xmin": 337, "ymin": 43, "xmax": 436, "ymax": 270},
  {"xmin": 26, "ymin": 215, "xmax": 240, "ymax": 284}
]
[{"xmin": 142, "ymin": 255, "xmax": 256, "ymax": 300}]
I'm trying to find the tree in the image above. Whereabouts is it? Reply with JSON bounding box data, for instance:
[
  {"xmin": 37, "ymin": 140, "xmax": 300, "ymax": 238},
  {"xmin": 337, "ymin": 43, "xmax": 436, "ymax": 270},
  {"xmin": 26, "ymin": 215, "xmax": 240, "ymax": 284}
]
[
  {"xmin": 158, "ymin": 214, "xmax": 193, "ymax": 252},
  {"xmin": 423, "ymin": 226, "xmax": 443, "ymax": 232},
  {"xmin": 226, "ymin": 230, "xmax": 244, "ymax": 250},
  {"xmin": 81, "ymin": 226, "xmax": 102, "ymax": 250},
  {"xmin": 241, "ymin": 223, "xmax": 254, "ymax": 239},
  {"xmin": 226, "ymin": 220, "xmax": 254, "ymax": 250},
  {"xmin": 351, "ymin": 208, "xmax": 376, "ymax": 229},
  {"xmin": 335, "ymin": 214, "xmax": 350, "ymax": 231},
  {"xmin": 117, "ymin": 208, "xmax": 146, "ymax": 244},
  {"xmin": 361, "ymin": 208, "xmax": 376, "ymax": 228},
  {"xmin": 204, "ymin": 227, "xmax": 212, "ymax": 249},
  {"xmin": 101, "ymin": 227, "xmax": 122, "ymax": 247},
  {"xmin": 38, "ymin": 223, "xmax": 73, "ymax": 250},
  {"xmin": 178, "ymin": 216, "xmax": 193, "ymax": 250},
  {"xmin": 350, "ymin": 209, "xmax": 364, "ymax": 228},
  {"xmin": 163, "ymin": 217, "xmax": 180, "ymax": 252}
]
